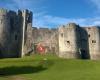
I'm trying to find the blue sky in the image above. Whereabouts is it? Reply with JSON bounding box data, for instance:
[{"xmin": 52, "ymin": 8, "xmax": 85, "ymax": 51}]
[{"xmin": 0, "ymin": 0, "xmax": 100, "ymax": 28}]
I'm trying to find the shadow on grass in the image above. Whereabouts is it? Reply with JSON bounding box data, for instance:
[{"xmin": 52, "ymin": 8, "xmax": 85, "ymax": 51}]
[{"xmin": 0, "ymin": 66, "xmax": 47, "ymax": 77}]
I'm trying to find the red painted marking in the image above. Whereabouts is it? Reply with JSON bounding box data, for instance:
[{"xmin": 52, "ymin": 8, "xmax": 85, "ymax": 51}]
[{"xmin": 36, "ymin": 44, "xmax": 45, "ymax": 54}]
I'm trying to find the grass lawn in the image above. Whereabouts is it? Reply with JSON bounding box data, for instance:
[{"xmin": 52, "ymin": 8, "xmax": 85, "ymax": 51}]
[{"xmin": 0, "ymin": 54, "xmax": 100, "ymax": 80}]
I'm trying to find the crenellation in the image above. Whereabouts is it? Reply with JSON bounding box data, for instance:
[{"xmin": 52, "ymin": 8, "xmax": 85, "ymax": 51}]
[{"xmin": 0, "ymin": 8, "xmax": 8, "ymax": 16}]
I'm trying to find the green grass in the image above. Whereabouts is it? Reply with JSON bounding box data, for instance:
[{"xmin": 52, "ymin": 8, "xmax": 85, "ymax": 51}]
[{"xmin": 0, "ymin": 54, "xmax": 100, "ymax": 80}]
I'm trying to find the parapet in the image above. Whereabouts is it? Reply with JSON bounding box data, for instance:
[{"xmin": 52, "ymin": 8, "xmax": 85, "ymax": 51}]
[
  {"xmin": 32, "ymin": 27, "xmax": 38, "ymax": 29},
  {"xmin": 66, "ymin": 23, "xmax": 79, "ymax": 28},
  {"xmin": 39, "ymin": 28, "xmax": 50, "ymax": 30},
  {"xmin": 83, "ymin": 26, "xmax": 100, "ymax": 31},
  {"xmin": 8, "ymin": 10, "xmax": 16, "ymax": 15},
  {"xmin": 22, "ymin": 9, "xmax": 32, "ymax": 14},
  {"xmin": 0, "ymin": 8, "xmax": 8, "ymax": 15}
]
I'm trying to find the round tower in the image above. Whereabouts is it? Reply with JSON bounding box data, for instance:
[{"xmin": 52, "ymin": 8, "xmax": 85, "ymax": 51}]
[
  {"xmin": 0, "ymin": 8, "xmax": 10, "ymax": 57},
  {"xmin": 59, "ymin": 23, "xmax": 81, "ymax": 59}
]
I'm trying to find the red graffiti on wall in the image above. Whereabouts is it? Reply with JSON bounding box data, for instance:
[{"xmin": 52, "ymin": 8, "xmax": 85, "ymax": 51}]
[{"xmin": 36, "ymin": 44, "xmax": 45, "ymax": 54}]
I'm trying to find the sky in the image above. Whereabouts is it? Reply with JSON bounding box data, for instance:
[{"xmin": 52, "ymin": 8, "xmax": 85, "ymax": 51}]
[{"xmin": 0, "ymin": 0, "xmax": 100, "ymax": 28}]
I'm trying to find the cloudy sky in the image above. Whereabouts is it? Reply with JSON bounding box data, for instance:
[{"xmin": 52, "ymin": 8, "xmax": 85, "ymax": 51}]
[{"xmin": 0, "ymin": 0, "xmax": 100, "ymax": 28}]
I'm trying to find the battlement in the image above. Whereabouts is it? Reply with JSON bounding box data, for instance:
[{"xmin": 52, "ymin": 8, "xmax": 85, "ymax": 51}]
[
  {"xmin": 32, "ymin": 27, "xmax": 57, "ymax": 32},
  {"xmin": 66, "ymin": 23, "xmax": 79, "ymax": 29},
  {"xmin": 0, "ymin": 8, "xmax": 8, "ymax": 15},
  {"xmin": 8, "ymin": 10, "xmax": 17, "ymax": 15}
]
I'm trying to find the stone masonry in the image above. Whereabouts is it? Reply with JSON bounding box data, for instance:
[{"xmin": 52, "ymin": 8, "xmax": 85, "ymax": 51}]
[
  {"xmin": 0, "ymin": 8, "xmax": 100, "ymax": 60},
  {"xmin": 0, "ymin": 8, "xmax": 33, "ymax": 58},
  {"xmin": 58, "ymin": 23, "xmax": 100, "ymax": 60}
]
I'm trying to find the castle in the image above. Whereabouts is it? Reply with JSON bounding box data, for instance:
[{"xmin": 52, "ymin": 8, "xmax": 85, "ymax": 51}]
[{"xmin": 0, "ymin": 8, "xmax": 100, "ymax": 60}]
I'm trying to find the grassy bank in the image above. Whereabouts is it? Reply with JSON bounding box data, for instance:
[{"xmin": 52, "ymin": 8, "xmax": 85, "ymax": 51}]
[{"xmin": 0, "ymin": 54, "xmax": 100, "ymax": 80}]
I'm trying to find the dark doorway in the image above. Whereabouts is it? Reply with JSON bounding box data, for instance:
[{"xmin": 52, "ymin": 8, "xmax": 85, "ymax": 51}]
[
  {"xmin": 80, "ymin": 50, "xmax": 89, "ymax": 59},
  {"xmin": 0, "ymin": 49, "xmax": 3, "ymax": 58}
]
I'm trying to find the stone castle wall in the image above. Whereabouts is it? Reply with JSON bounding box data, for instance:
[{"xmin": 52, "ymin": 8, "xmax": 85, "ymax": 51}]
[
  {"xmin": 0, "ymin": 8, "xmax": 33, "ymax": 58},
  {"xmin": 0, "ymin": 9, "xmax": 11, "ymax": 57},
  {"xmin": 0, "ymin": 8, "xmax": 100, "ymax": 60},
  {"xmin": 84, "ymin": 27, "xmax": 100, "ymax": 60},
  {"xmin": 21, "ymin": 10, "xmax": 33, "ymax": 56},
  {"xmin": 59, "ymin": 23, "xmax": 81, "ymax": 58},
  {"xmin": 32, "ymin": 27, "xmax": 58, "ymax": 54},
  {"xmin": 58, "ymin": 23, "xmax": 100, "ymax": 60}
]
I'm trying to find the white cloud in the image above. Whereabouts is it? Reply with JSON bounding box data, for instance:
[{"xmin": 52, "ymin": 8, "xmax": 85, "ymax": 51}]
[
  {"xmin": 12, "ymin": 0, "xmax": 45, "ymax": 9},
  {"xmin": 33, "ymin": 0, "xmax": 100, "ymax": 28},
  {"xmin": 2, "ymin": 0, "xmax": 100, "ymax": 28},
  {"xmin": 90, "ymin": 0, "xmax": 100, "ymax": 10},
  {"xmin": 33, "ymin": 13, "xmax": 100, "ymax": 28},
  {"xmin": 2, "ymin": 0, "xmax": 46, "ymax": 12}
]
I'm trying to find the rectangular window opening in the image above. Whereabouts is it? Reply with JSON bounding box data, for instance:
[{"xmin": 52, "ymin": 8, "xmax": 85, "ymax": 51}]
[
  {"xmin": 92, "ymin": 40, "xmax": 96, "ymax": 43},
  {"xmin": 15, "ymin": 34, "xmax": 18, "ymax": 40},
  {"xmin": 61, "ymin": 33, "xmax": 63, "ymax": 37}
]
